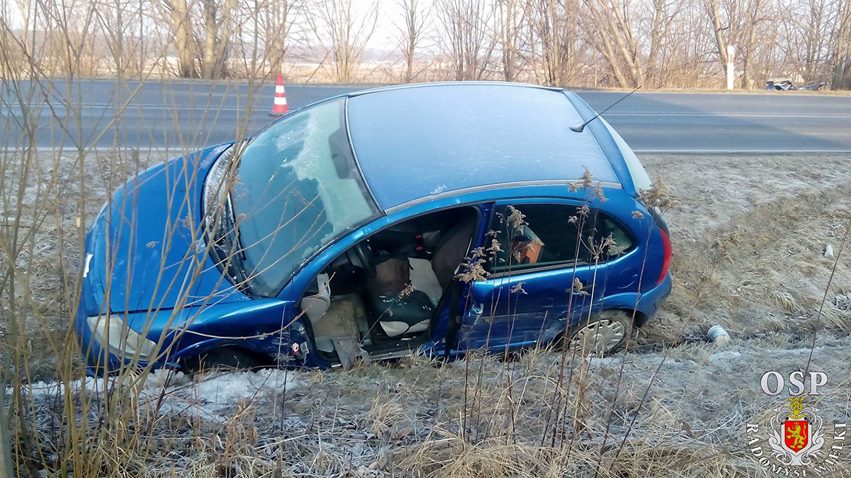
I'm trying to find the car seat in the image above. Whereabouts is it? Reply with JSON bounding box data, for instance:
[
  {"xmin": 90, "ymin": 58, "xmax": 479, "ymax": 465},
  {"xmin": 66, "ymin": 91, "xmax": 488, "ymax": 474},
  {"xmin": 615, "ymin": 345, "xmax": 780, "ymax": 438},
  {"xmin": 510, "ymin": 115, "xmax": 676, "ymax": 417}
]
[
  {"xmin": 430, "ymin": 217, "xmax": 477, "ymax": 289},
  {"xmin": 300, "ymin": 273, "xmax": 331, "ymax": 325},
  {"xmin": 365, "ymin": 253, "xmax": 435, "ymax": 337}
]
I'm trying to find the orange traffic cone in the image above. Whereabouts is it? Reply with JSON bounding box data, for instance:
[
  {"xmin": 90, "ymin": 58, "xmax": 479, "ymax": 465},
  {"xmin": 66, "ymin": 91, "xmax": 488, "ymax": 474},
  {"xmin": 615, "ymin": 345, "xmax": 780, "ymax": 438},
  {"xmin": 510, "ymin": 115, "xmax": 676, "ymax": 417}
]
[{"xmin": 271, "ymin": 73, "xmax": 288, "ymax": 116}]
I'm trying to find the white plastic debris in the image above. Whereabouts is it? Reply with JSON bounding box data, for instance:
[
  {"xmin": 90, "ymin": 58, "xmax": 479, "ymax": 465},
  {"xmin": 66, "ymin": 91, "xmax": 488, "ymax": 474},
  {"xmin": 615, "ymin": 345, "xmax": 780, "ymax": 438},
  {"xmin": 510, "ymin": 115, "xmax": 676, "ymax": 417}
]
[
  {"xmin": 707, "ymin": 325, "xmax": 730, "ymax": 346},
  {"xmin": 823, "ymin": 243, "xmax": 834, "ymax": 258}
]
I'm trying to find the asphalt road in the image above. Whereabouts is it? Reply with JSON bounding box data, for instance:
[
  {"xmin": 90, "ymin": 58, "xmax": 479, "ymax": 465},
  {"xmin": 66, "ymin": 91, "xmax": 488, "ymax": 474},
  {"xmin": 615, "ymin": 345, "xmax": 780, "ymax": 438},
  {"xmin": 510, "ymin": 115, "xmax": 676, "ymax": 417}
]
[{"xmin": 3, "ymin": 79, "xmax": 851, "ymax": 152}]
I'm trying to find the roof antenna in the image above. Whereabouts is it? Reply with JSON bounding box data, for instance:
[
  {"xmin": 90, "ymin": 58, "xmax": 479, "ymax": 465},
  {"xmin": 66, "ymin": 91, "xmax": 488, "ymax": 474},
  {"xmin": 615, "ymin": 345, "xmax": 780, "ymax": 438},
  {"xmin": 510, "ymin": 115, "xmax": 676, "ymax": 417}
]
[{"xmin": 570, "ymin": 85, "xmax": 641, "ymax": 133}]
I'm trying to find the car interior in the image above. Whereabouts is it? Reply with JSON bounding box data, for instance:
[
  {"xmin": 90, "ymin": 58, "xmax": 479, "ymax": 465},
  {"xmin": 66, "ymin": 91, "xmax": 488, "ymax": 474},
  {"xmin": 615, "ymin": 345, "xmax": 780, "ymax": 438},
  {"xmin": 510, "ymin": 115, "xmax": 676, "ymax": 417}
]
[
  {"xmin": 299, "ymin": 206, "xmax": 479, "ymax": 366},
  {"xmin": 489, "ymin": 204, "xmax": 635, "ymax": 273}
]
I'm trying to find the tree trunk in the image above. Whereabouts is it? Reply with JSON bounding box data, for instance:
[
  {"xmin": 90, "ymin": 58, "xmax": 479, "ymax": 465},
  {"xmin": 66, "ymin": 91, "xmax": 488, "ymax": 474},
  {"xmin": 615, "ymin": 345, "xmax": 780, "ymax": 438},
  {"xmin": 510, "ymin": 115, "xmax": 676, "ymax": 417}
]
[
  {"xmin": 0, "ymin": 397, "xmax": 11, "ymax": 478},
  {"xmin": 168, "ymin": 0, "xmax": 198, "ymax": 78},
  {"xmin": 200, "ymin": 0, "xmax": 234, "ymax": 79},
  {"xmin": 706, "ymin": 0, "xmax": 729, "ymax": 70},
  {"xmin": 831, "ymin": 0, "xmax": 851, "ymax": 89}
]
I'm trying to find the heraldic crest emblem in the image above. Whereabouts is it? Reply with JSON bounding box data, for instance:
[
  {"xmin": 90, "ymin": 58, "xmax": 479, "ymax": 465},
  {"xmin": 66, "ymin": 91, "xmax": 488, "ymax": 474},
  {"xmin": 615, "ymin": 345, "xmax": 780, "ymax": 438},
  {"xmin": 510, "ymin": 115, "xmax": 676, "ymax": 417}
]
[{"xmin": 768, "ymin": 396, "xmax": 826, "ymax": 466}]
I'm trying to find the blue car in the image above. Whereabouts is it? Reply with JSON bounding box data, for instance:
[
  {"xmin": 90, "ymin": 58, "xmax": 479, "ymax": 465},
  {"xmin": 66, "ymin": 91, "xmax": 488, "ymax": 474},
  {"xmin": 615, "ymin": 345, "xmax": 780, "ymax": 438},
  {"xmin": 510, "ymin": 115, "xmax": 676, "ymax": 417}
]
[{"xmin": 76, "ymin": 82, "xmax": 672, "ymax": 372}]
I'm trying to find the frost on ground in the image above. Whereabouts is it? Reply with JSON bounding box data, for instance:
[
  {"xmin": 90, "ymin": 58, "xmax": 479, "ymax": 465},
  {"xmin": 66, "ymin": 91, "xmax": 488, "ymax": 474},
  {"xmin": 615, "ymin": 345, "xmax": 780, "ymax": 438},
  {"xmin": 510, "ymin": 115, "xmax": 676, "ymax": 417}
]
[
  {"xmin": 20, "ymin": 369, "xmax": 300, "ymax": 421},
  {"xmin": 14, "ymin": 337, "xmax": 851, "ymax": 476},
  {"xmin": 639, "ymin": 153, "xmax": 851, "ymax": 345},
  {"xmin": 3, "ymin": 151, "xmax": 851, "ymax": 476}
]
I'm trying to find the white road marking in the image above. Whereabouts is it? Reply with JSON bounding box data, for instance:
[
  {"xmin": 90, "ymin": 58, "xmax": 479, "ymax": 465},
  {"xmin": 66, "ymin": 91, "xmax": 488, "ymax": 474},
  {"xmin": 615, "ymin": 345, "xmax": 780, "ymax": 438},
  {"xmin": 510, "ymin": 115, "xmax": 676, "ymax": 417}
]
[
  {"xmin": 605, "ymin": 112, "xmax": 851, "ymax": 119},
  {"xmin": 633, "ymin": 149, "xmax": 851, "ymax": 154}
]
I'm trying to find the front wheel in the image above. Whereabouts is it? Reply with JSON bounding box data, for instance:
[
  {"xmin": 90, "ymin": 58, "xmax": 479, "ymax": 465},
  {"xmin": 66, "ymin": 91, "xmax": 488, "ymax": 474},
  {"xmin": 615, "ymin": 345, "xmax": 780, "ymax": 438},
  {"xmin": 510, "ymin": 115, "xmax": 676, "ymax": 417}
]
[
  {"xmin": 182, "ymin": 347, "xmax": 262, "ymax": 374},
  {"xmin": 565, "ymin": 310, "xmax": 633, "ymax": 356}
]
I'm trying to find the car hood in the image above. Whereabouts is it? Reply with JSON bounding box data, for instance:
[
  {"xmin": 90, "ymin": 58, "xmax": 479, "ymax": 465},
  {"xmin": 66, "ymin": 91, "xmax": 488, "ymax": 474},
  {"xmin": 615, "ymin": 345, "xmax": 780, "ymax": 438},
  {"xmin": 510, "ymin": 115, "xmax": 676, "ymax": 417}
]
[{"xmin": 84, "ymin": 143, "xmax": 250, "ymax": 314}]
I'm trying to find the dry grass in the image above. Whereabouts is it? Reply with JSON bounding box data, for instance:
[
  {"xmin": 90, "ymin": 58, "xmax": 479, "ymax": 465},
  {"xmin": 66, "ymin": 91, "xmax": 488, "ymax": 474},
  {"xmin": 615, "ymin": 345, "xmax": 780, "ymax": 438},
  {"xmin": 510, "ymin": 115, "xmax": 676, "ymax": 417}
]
[
  {"xmin": 9, "ymin": 3, "xmax": 848, "ymax": 474},
  {"xmin": 640, "ymin": 154, "xmax": 851, "ymax": 345},
  {"xmin": 3, "ymin": 146, "xmax": 851, "ymax": 477}
]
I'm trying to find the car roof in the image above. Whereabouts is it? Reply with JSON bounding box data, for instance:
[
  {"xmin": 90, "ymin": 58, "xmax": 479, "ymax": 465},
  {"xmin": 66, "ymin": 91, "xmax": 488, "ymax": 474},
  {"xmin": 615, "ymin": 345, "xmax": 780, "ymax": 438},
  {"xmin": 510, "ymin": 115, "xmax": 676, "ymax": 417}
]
[{"xmin": 345, "ymin": 82, "xmax": 626, "ymax": 211}]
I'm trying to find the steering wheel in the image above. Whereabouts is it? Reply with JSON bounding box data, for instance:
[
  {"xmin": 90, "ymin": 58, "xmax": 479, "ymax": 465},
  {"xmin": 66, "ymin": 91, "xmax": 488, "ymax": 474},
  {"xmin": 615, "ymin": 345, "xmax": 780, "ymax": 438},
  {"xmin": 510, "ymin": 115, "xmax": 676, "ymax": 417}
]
[{"xmin": 348, "ymin": 242, "xmax": 376, "ymax": 277}]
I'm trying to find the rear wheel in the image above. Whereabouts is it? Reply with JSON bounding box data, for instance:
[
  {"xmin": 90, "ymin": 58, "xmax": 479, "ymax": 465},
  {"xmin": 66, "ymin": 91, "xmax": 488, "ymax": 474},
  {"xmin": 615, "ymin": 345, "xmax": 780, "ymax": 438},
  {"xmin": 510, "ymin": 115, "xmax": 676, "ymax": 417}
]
[{"xmin": 565, "ymin": 310, "xmax": 633, "ymax": 356}]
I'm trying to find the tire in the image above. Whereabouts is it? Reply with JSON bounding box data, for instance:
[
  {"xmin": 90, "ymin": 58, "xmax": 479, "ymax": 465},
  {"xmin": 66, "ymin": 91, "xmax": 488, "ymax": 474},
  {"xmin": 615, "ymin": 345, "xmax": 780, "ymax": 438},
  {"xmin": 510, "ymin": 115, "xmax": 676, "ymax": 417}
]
[
  {"xmin": 564, "ymin": 310, "xmax": 633, "ymax": 356},
  {"xmin": 184, "ymin": 347, "xmax": 261, "ymax": 374}
]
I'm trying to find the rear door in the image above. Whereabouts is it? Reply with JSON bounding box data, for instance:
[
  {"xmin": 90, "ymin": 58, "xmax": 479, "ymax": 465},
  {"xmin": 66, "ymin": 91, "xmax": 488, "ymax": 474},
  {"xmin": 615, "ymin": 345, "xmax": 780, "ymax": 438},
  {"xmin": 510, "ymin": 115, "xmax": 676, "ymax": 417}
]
[{"xmin": 457, "ymin": 200, "xmax": 634, "ymax": 352}]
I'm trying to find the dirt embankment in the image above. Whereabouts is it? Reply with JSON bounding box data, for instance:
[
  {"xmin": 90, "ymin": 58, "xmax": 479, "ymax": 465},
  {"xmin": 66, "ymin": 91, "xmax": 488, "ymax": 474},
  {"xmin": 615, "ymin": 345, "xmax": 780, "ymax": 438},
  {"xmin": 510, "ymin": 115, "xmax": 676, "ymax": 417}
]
[{"xmin": 641, "ymin": 153, "xmax": 851, "ymax": 344}]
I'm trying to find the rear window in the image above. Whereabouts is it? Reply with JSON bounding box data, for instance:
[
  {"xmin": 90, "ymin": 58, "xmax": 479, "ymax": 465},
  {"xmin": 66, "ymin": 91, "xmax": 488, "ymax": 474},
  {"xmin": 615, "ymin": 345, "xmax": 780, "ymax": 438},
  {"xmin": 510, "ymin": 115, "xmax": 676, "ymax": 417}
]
[
  {"xmin": 601, "ymin": 118, "xmax": 652, "ymax": 192},
  {"xmin": 488, "ymin": 203, "xmax": 633, "ymax": 273}
]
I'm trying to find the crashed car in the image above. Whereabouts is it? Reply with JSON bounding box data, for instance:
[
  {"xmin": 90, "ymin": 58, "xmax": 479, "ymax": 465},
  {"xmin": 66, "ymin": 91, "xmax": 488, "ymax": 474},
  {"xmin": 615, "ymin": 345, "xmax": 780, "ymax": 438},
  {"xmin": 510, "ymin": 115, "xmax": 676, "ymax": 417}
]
[
  {"xmin": 76, "ymin": 82, "xmax": 672, "ymax": 372},
  {"xmin": 766, "ymin": 79, "xmax": 824, "ymax": 91}
]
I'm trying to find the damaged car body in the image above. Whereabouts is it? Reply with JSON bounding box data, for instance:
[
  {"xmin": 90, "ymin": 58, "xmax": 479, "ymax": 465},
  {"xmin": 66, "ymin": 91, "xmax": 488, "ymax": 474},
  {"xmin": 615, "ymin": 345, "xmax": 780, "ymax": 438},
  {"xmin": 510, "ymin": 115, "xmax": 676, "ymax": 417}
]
[{"xmin": 76, "ymin": 82, "xmax": 672, "ymax": 373}]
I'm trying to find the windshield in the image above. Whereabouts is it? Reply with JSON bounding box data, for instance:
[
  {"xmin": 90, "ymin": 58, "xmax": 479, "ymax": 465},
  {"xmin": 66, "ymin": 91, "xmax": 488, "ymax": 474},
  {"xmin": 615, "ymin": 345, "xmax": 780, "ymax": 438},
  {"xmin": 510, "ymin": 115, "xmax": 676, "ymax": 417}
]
[{"xmin": 231, "ymin": 99, "xmax": 378, "ymax": 296}]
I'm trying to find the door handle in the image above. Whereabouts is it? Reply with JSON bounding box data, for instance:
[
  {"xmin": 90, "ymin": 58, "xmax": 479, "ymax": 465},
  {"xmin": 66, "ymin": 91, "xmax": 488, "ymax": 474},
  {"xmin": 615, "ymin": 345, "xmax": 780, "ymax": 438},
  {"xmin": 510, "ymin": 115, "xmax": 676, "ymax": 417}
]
[{"xmin": 469, "ymin": 302, "xmax": 484, "ymax": 323}]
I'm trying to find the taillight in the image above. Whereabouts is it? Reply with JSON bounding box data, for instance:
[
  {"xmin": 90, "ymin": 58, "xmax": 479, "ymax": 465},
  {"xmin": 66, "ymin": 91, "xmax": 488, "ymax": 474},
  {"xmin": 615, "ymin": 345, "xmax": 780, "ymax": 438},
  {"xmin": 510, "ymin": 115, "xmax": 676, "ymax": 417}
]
[{"xmin": 657, "ymin": 227, "xmax": 672, "ymax": 285}]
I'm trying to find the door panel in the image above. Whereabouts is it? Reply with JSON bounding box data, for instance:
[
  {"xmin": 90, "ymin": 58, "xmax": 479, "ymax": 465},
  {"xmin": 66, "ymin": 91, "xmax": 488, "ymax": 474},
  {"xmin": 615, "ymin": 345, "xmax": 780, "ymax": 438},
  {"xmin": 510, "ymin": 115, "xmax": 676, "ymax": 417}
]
[
  {"xmin": 457, "ymin": 201, "xmax": 631, "ymax": 353},
  {"xmin": 460, "ymin": 266, "xmax": 601, "ymax": 351}
]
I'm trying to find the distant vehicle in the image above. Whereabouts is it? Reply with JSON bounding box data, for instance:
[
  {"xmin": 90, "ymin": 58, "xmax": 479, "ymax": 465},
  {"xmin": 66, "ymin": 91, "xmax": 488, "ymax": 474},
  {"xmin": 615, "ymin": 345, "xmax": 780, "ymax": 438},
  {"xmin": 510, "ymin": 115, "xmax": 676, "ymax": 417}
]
[
  {"xmin": 766, "ymin": 79, "xmax": 825, "ymax": 91},
  {"xmin": 76, "ymin": 82, "xmax": 672, "ymax": 372}
]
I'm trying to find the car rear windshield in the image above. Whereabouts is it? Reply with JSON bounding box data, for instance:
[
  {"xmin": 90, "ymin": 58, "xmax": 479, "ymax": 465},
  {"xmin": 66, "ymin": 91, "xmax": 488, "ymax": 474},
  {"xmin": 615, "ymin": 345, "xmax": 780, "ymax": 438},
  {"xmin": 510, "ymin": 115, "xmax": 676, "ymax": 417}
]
[{"xmin": 232, "ymin": 99, "xmax": 379, "ymax": 296}]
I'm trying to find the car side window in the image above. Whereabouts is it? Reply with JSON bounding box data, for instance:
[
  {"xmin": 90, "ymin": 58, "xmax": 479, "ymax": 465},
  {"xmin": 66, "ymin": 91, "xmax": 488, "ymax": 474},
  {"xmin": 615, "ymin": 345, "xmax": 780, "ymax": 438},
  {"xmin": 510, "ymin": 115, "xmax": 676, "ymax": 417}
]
[{"xmin": 487, "ymin": 204, "xmax": 633, "ymax": 273}]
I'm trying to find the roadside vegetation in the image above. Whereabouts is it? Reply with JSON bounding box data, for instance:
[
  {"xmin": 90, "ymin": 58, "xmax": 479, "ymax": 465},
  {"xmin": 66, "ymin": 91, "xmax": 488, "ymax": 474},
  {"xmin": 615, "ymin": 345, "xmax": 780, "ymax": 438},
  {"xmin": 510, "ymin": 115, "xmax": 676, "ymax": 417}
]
[
  {"xmin": 3, "ymin": 144, "xmax": 850, "ymax": 476},
  {"xmin": 3, "ymin": 0, "xmax": 851, "ymax": 89},
  {"xmin": 2, "ymin": 2, "xmax": 851, "ymax": 477}
]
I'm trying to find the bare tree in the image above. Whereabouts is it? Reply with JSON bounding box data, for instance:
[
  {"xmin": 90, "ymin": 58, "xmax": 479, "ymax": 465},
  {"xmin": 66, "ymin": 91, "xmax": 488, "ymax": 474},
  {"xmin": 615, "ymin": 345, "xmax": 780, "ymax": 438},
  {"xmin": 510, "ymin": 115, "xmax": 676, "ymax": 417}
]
[
  {"xmin": 93, "ymin": 0, "xmax": 159, "ymax": 78},
  {"xmin": 703, "ymin": 0, "xmax": 771, "ymax": 88},
  {"xmin": 395, "ymin": 0, "xmax": 430, "ymax": 82},
  {"xmin": 33, "ymin": 0, "xmax": 100, "ymax": 76},
  {"xmin": 307, "ymin": 0, "xmax": 379, "ymax": 83},
  {"xmin": 198, "ymin": 0, "xmax": 237, "ymax": 79},
  {"xmin": 0, "ymin": 379, "xmax": 10, "ymax": 478},
  {"xmin": 739, "ymin": 0, "xmax": 767, "ymax": 87},
  {"xmin": 777, "ymin": 0, "xmax": 847, "ymax": 84},
  {"xmin": 532, "ymin": 0, "xmax": 578, "ymax": 86},
  {"xmin": 157, "ymin": 0, "xmax": 237, "ymax": 79},
  {"xmin": 257, "ymin": 0, "xmax": 303, "ymax": 75},
  {"xmin": 645, "ymin": 0, "xmax": 684, "ymax": 87},
  {"xmin": 799, "ymin": 0, "xmax": 831, "ymax": 79},
  {"xmin": 496, "ymin": 0, "xmax": 530, "ymax": 81},
  {"xmin": 705, "ymin": 0, "xmax": 729, "ymax": 72},
  {"xmin": 2, "ymin": 0, "xmax": 851, "ymax": 88},
  {"xmin": 832, "ymin": 0, "xmax": 851, "ymax": 88},
  {"xmin": 160, "ymin": 0, "xmax": 198, "ymax": 78},
  {"xmin": 581, "ymin": 0, "xmax": 644, "ymax": 88},
  {"xmin": 436, "ymin": 0, "xmax": 496, "ymax": 80}
]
